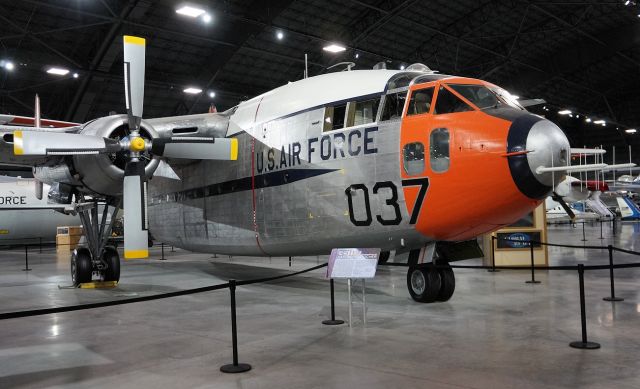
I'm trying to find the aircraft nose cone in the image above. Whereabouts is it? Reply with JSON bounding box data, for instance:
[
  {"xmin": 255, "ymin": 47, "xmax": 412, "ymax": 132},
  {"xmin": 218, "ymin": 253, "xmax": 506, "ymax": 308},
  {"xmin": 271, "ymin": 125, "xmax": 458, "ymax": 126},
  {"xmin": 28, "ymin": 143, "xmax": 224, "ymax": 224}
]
[{"xmin": 507, "ymin": 114, "xmax": 570, "ymax": 200}]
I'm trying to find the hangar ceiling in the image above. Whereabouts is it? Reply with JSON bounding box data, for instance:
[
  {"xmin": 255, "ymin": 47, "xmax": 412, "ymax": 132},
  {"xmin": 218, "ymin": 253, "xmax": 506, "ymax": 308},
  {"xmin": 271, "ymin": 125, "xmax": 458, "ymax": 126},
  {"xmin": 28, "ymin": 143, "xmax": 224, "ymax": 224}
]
[{"xmin": 0, "ymin": 0, "xmax": 639, "ymax": 163}]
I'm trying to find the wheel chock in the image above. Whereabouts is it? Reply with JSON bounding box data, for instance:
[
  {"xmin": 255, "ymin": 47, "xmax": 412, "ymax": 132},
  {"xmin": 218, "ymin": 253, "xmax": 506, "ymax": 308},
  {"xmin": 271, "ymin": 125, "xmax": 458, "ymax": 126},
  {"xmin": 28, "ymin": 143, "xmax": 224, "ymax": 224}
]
[{"xmin": 78, "ymin": 281, "xmax": 118, "ymax": 289}]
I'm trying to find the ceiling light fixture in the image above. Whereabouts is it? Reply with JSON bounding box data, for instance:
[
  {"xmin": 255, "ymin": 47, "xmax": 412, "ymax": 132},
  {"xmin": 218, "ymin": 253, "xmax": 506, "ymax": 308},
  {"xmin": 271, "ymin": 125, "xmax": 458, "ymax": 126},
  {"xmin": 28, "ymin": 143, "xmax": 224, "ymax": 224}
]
[
  {"xmin": 4, "ymin": 61, "xmax": 14, "ymax": 71},
  {"xmin": 626, "ymin": 128, "xmax": 637, "ymax": 134},
  {"xmin": 208, "ymin": 91, "xmax": 215, "ymax": 98},
  {"xmin": 46, "ymin": 67, "xmax": 69, "ymax": 76},
  {"xmin": 276, "ymin": 31, "xmax": 284, "ymax": 40},
  {"xmin": 585, "ymin": 118, "xmax": 592, "ymax": 123},
  {"xmin": 400, "ymin": 65, "xmax": 405, "ymax": 70},
  {"xmin": 558, "ymin": 109, "xmax": 572, "ymax": 115},
  {"xmin": 176, "ymin": 6, "xmax": 206, "ymax": 17},
  {"xmin": 183, "ymin": 87, "xmax": 203, "ymax": 94},
  {"xmin": 323, "ymin": 44, "xmax": 346, "ymax": 53},
  {"xmin": 594, "ymin": 120, "xmax": 606, "ymax": 124},
  {"xmin": 202, "ymin": 13, "xmax": 212, "ymax": 23},
  {"xmin": 73, "ymin": 72, "xmax": 79, "ymax": 78}
]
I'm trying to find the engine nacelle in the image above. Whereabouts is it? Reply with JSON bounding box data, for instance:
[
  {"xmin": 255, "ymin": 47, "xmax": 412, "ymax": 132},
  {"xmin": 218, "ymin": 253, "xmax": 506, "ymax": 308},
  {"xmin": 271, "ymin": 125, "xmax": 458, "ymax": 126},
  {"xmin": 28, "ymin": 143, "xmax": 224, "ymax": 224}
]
[{"xmin": 71, "ymin": 115, "xmax": 159, "ymax": 197}]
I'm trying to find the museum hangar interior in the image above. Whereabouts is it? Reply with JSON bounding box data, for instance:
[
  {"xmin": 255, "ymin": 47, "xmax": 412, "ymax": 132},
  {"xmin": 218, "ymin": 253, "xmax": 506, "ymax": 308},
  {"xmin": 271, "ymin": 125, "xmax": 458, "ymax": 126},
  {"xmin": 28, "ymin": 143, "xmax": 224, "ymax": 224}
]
[{"xmin": 0, "ymin": 1, "xmax": 640, "ymax": 388}]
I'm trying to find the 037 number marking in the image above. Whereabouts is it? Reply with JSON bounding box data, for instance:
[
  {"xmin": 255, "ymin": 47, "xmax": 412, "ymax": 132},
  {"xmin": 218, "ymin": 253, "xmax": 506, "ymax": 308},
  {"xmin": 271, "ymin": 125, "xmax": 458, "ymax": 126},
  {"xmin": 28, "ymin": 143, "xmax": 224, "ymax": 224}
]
[{"xmin": 345, "ymin": 178, "xmax": 429, "ymax": 226}]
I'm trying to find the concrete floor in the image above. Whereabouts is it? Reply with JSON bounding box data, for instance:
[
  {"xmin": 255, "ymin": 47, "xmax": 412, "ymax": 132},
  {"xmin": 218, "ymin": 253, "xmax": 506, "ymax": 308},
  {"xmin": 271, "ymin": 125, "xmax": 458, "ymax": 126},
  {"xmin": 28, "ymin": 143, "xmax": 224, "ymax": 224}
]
[{"xmin": 0, "ymin": 222, "xmax": 639, "ymax": 388}]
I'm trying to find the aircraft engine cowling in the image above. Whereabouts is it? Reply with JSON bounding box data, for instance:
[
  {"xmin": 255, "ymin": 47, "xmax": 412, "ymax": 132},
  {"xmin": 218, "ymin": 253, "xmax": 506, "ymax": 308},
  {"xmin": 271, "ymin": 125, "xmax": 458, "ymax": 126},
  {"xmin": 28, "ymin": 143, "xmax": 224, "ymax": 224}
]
[{"xmin": 71, "ymin": 114, "xmax": 159, "ymax": 197}]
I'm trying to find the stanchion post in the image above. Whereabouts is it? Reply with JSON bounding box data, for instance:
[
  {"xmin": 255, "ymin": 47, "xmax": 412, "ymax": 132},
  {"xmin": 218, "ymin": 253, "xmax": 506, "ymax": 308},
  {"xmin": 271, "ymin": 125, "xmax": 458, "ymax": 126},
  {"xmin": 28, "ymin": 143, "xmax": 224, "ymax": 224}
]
[
  {"xmin": 22, "ymin": 245, "xmax": 31, "ymax": 272},
  {"xmin": 488, "ymin": 235, "xmax": 500, "ymax": 273},
  {"xmin": 220, "ymin": 280, "xmax": 252, "ymax": 373},
  {"xmin": 525, "ymin": 241, "xmax": 539, "ymax": 284},
  {"xmin": 581, "ymin": 222, "xmax": 587, "ymax": 242},
  {"xmin": 323, "ymin": 278, "xmax": 344, "ymax": 325},
  {"xmin": 599, "ymin": 219, "xmax": 604, "ymax": 240},
  {"xmin": 160, "ymin": 242, "xmax": 165, "ymax": 260},
  {"xmin": 603, "ymin": 245, "xmax": 623, "ymax": 302},
  {"xmin": 39, "ymin": 237, "xmax": 42, "ymax": 253},
  {"xmin": 570, "ymin": 264, "xmax": 600, "ymax": 349},
  {"xmin": 612, "ymin": 218, "xmax": 616, "ymax": 236},
  {"xmin": 289, "ymin": 256, "xmax": 292, "ymax": 267}
]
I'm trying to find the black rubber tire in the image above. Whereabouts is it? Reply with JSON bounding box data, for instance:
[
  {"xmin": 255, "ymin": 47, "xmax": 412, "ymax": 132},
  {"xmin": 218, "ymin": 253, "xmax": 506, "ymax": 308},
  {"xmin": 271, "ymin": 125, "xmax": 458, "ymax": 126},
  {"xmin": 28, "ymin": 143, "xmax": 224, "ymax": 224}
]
[
  {"xmin": 101, "ymin": 246, "xmax": 120, "ymax": 282},
  {"xmin": 437, "ymin": 265, "xmax": 455, "ymax": 302},
  {"xmin": 407, "ymin": 265, "xmax": 441, "ymax": 303},
  {"xmin": 71, "ymin": 247, "xmax": 93, "ymax": 286},
  {"xmin": 378, "ymin": 251, "xmax": 390, "ymax": 264}
]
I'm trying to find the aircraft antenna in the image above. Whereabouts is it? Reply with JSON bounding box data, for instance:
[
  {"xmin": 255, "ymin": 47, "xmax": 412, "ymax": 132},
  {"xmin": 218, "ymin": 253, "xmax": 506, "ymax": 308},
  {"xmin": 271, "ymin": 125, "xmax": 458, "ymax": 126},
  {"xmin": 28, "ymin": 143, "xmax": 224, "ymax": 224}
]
[
  {"xmin": 304, "ymin": 54, "xmax": 308, "ymax": 79},
  {"xmin": 613, "ymin": 146, "xmax": 616, "ymax": 183},
  {"xmin": 629, "ymin": 145, "xmax": 633, "ymax": 176}
]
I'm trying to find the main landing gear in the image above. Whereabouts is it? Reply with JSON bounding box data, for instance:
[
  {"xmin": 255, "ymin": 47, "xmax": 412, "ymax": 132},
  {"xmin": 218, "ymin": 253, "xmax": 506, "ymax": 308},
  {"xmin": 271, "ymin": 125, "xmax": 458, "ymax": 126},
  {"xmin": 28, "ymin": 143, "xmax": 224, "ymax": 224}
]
[
  {"xmin": 71, "ymin": 201, "xmax": 121, "ymax": 286},
  {"xmin": 406, "ymin": 247, "xmax": 456, "ymax": 303}
]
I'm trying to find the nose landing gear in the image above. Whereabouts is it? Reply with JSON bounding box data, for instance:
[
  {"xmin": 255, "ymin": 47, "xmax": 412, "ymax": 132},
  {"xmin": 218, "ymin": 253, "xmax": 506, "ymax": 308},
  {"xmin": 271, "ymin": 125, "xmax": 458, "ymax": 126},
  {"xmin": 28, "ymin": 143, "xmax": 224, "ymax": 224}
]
[{"xmin": 406, "ymin": 246, "xmax": 456, "ymax": 303}]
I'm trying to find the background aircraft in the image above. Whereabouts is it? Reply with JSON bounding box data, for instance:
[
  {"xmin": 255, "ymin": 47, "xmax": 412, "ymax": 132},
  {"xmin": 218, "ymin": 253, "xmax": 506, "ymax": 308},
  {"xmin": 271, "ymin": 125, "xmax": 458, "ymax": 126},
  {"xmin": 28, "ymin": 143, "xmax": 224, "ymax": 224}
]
[
  {"xmin": 0, "ymin": 176, "xmax": 80, "ymax": 245},
  {"xmin": 0, "ymin": 36, "xmax": 623, "ymax": 302}
]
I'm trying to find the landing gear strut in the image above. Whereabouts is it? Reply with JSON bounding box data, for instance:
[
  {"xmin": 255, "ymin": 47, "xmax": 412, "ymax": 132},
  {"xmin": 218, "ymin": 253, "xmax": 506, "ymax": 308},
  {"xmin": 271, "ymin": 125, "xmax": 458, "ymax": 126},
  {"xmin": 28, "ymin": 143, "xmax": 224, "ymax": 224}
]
[
  {"xmin": 71, "ymin": 200, "xmax": 121, "ymax": 286},
  {"xmin": 406, "ymin": 247, "xmax": 456, "ymax": 303}
]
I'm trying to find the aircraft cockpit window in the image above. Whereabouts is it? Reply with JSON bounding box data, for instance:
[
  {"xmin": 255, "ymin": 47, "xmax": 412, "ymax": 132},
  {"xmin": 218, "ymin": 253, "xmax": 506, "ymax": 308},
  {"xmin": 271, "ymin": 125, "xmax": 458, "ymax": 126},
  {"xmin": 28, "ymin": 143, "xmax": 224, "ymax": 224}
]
[
  {"xmin": 430, "ymin": 128, "xmax": 450, "ymax": 173},
  {"xmin": 323, "ymin": 104, "xmax": 347, "ymax": 132},
  {"xmin": 433, "ymin": 86, "xmax": 473, "ymax": 115},
  {"xmin": 380, "ymin": 91, "xmax": 408, "ymax": 121},
  {"xmin": 347, "ymin": 98, "xmax": 381, "ymax": 126},
  {"xmin": 448, "ymin": 84, "xmax": 499, "ymax": 110},
  {"xmin": 407, "ymin": 87, "xmax": 435, "ymax": 116},
  {"xmin": 403, "ymin": 142, "xmax": 425, "ymax": 175}
]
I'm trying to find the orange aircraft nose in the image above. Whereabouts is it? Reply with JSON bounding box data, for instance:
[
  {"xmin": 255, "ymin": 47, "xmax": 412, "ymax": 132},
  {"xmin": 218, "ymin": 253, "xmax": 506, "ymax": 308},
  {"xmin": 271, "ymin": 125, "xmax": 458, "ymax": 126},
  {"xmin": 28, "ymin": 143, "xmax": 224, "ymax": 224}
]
[{"xmin": 507, "ymin": 114, "xmax": 570, "ymax": 200}]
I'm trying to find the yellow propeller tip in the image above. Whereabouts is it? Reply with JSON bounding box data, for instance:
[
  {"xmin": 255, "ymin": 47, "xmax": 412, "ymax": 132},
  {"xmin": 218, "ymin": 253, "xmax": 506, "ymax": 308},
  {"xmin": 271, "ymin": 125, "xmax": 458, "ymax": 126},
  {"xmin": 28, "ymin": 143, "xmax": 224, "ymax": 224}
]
[{"xmin": 123, "ymin": 35, "xmax": 146, "ymax": 46}]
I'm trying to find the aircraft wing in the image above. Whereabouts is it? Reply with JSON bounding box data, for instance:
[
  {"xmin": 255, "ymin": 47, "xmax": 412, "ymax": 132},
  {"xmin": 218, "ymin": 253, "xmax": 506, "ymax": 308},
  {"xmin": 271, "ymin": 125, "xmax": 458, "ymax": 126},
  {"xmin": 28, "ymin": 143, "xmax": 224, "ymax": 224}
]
[
  {"xmin": 0, "ymin": 204, "xmax": 75, "ymax": 212},
  {"xmin": 607, "ymin": 184, "xmax": 640, "ymax": 191}
]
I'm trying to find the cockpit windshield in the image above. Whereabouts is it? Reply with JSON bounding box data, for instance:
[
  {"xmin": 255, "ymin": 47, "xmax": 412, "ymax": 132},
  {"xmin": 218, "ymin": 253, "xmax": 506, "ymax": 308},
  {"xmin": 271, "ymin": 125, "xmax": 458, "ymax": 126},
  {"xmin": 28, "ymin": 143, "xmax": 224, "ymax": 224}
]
[{"xmin": 447, "ymin": 84, "xmax": 524, "ymax": 111}]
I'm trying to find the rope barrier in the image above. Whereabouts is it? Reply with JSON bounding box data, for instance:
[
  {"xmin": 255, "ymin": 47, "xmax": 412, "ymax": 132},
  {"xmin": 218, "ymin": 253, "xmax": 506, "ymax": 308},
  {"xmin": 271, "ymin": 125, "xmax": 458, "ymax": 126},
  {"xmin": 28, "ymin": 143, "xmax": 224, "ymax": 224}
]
[{"xmin": 0, "ymin": 262, "xmax": 328, "ymax": 321}]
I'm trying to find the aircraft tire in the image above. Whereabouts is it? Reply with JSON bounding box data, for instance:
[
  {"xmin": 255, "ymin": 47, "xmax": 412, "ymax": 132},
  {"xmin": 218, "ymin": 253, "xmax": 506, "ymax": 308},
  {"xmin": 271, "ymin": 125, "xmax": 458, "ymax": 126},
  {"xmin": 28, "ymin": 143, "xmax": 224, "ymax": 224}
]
[
  {"xmin": 436, "ymin": 265, "xmax": 455, "ymax": 302},
  {"xmin": 407, "ymin": 264, "xmax": 441, "ymax": 303},
  {"xmin": 71, "ymin": 248, "xmax": 93, "ymax": 286},
  {"xmin": 101, "ymin": 246, "xmax": 120, "ymax": 282},
  {"xmin": 378, "ymin": 251, "xmax": 390, "ymax": 264}
]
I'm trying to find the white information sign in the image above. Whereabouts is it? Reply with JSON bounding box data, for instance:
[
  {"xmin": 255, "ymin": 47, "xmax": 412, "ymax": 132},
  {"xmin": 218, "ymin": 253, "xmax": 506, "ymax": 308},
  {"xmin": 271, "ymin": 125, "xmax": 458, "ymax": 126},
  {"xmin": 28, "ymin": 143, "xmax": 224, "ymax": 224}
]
[{"xmin": 326, "ymin": 248, "xmax": 380, "ymax": 279}]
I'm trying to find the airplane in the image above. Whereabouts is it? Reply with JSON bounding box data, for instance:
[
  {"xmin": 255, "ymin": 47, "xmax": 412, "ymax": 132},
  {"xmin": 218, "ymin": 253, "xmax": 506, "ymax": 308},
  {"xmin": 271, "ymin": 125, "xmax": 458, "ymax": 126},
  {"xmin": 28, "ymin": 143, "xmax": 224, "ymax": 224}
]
[
  {"xmin": 615, "ymin": 196, "xmax": 640, "ymax": 220},
  {"xmin": 0, "ymin": 35, "xmax": 627, "ymax": 302},
  {"xmin": 544, "ymin": 197, "xmax": 599, "ymax": 223},
  {"xmin": 0, "ymin": 176, "xmax": 80, "ymax": 245}
]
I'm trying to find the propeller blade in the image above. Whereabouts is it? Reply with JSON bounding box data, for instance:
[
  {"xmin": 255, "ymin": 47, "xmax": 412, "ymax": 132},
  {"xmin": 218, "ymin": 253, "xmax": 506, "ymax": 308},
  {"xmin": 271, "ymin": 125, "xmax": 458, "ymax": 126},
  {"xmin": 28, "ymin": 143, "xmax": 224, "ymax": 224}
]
[
  {"xmin": 123, "ymin": 160, "xmax": 149, "ymax": 259},
  {"xmin": 552, "ymin": 192, "xmax": 576, "ymax": 220},
  {"xmin": 151, "ymin": 137, "xmax": 238, "ymax": 160},
  {"xmin": 123, "ymin": 36, "xmax": 146, "ymax": 121},
  {"xmin": 13, "ymin": 131, "xmax": 119, "ymax": 156}
]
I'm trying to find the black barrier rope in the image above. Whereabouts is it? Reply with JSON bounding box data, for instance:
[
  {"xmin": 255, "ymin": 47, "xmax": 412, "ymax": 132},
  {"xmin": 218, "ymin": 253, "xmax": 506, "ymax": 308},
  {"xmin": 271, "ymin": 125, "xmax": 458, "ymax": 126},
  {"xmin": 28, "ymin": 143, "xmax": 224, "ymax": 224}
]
[
  {"xmin": 381, "ymin": 261, "xmax": 640, "ymax": 271},
  {"xmin": 0, "ymin": 263, "xmax": 328, "ymax": 321}
]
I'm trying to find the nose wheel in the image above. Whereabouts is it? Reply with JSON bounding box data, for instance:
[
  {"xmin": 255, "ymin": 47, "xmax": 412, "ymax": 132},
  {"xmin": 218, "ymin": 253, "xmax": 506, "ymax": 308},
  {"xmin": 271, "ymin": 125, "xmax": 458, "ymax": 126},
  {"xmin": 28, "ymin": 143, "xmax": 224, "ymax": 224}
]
[{"xmin": 406, "ymin": 248, "xmax": 456, "ymax": 303}]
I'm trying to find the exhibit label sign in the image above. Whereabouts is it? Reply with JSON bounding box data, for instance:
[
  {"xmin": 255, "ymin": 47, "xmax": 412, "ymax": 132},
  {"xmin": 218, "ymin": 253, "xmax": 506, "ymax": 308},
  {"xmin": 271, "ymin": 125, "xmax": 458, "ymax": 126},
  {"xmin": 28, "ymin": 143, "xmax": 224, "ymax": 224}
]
[
  {"xmin": 496, "ymin": 231, "xmax": 542, "ymax": 249},
  {"xmin": 326, "ymin": 248, "xmax": 380, "ymax": 279}
]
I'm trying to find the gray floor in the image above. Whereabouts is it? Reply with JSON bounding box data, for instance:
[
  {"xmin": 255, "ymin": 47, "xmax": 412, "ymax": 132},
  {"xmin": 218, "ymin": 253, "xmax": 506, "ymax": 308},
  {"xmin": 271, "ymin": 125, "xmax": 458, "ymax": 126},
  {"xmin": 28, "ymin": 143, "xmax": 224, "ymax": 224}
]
[{"xmin": 1, "ymin": 222, "xmax": 639, "ymax": 389}]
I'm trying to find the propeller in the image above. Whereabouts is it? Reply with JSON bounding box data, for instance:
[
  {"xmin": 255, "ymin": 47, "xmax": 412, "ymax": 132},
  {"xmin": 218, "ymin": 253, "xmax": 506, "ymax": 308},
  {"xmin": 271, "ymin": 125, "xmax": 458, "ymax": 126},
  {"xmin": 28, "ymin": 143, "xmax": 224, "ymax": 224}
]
[
  {"xmin": 12, "ymin": 35, "xmax": 238, "ymax": 259},
  {"xmin": 551, "ymin": 191, "xmax": 576, "ymax": 220}
]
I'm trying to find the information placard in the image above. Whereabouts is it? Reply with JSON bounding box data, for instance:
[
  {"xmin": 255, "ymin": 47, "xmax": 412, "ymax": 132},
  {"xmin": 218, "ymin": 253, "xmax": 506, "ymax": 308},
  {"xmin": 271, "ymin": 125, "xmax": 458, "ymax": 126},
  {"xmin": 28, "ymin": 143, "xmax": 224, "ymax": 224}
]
[{"xmin": 326, "ymin": 248, "xmax": 380, "ymax": 279}]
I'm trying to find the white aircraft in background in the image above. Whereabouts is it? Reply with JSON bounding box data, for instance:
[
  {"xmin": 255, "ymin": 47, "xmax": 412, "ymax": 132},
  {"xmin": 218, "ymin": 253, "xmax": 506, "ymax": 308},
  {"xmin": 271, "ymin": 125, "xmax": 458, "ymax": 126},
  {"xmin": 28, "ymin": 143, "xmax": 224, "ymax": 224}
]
[
  {"xmin": 0, "ymin": 176, "xmax": 80, "ymax": 245},
  {"xmin": 545, "ymin": 197, "xmax": 599, "ymax": 223}
]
